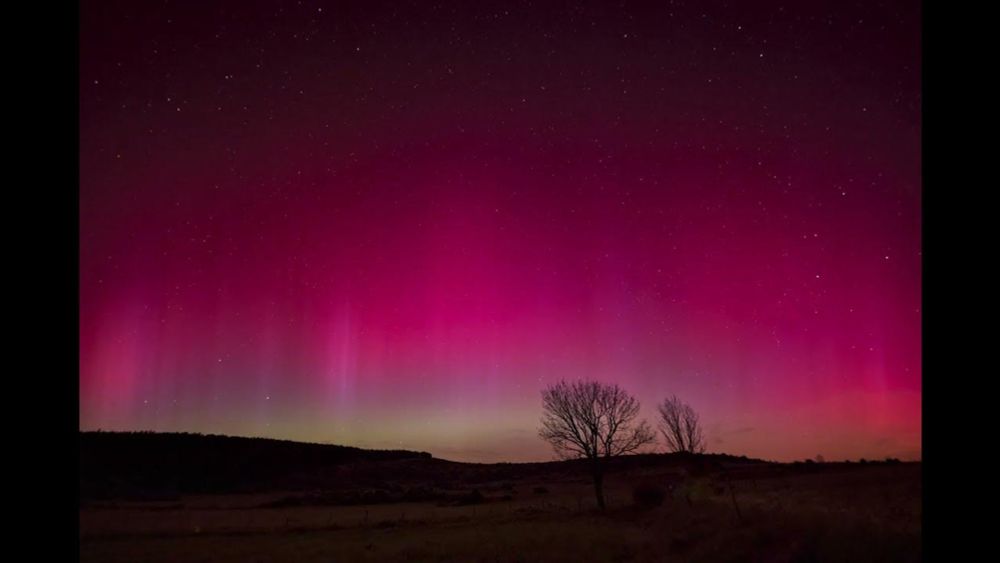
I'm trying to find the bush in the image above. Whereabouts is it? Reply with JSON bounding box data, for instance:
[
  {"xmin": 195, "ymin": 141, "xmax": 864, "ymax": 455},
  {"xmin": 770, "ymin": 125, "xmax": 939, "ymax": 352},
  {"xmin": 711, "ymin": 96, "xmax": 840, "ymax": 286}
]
[
  {"xmin": 453, "ymin": 489, "xmax": 484, "ymax": 506},
  {"xmin": 533, "ymin": 486, "xmax": 549, "ymax": 495},
  {"xmin": 632, "ymin": 482, "xmax": 667, "ymax": 509}
]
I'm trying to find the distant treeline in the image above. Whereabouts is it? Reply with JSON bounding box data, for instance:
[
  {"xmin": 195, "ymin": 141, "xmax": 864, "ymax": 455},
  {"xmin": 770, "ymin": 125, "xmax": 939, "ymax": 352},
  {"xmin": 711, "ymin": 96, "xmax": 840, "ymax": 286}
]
[{"xmin": 79, "ymin": 431, "xmax": 431, "ymax": 500}]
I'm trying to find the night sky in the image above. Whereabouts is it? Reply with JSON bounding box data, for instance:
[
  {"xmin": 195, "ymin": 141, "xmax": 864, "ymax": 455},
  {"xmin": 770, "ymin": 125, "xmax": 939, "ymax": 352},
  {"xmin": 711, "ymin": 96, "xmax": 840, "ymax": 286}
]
[{"xmin": 80, "ymin": 1, "xmax": 921, "ymax": 463}]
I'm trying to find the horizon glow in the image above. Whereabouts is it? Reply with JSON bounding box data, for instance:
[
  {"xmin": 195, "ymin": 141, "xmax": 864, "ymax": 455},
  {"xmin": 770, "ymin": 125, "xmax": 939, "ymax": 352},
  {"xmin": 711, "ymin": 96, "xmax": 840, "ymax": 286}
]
[{"xmin": 80, "ymin": 1, "xmax": 921, "ymax": 463}]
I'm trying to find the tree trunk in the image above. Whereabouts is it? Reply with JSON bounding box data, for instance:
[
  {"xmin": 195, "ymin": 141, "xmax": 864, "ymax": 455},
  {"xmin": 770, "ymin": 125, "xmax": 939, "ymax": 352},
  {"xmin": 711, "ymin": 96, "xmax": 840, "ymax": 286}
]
[
  {"xmin": 729, "ymin": 484, "xmax": 742, "ymax": 521},
  {"xmin": 592, "ymin": 468, "xmax": 606, "ymax": 510}
]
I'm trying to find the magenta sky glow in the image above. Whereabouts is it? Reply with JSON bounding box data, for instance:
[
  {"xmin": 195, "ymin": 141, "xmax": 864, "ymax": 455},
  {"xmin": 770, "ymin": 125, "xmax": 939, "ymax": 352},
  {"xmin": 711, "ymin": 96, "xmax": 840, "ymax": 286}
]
[{"xmin": 80, "ymin": 1, "xmax": 921, "ymax": 462}]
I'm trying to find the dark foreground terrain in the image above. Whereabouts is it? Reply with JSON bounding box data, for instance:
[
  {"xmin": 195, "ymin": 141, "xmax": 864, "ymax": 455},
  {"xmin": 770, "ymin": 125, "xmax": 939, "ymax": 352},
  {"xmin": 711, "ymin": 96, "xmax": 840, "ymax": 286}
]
[{"xmin": 80, "ymin": 432, "xmax": 920, "ymax": 562}]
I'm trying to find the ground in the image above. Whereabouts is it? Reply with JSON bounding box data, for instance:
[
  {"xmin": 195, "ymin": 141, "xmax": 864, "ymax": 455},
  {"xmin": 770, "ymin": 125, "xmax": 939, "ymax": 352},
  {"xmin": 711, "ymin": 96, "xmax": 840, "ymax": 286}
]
[{"xmin": 80, "ymin": 463, "xmax": 920, "ymax": 562}]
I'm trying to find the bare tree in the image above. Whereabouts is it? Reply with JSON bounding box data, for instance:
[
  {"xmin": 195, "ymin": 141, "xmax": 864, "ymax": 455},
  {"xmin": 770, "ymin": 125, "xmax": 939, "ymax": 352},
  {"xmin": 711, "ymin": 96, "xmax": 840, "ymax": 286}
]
[
  {"xmin": 539, "ymin": 380, "xmax": 656, "ymax": 510},
  {"xmin": 657, "ymin": 395, "xmax": 706, "ymax": 454}
]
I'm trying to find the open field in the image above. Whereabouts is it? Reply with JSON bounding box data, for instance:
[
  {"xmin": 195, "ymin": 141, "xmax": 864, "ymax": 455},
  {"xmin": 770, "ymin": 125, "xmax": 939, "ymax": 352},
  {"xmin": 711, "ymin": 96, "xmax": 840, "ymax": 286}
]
[{"xmin": 80, "ymin": 462, "xmax": 920, "ymax": 562}]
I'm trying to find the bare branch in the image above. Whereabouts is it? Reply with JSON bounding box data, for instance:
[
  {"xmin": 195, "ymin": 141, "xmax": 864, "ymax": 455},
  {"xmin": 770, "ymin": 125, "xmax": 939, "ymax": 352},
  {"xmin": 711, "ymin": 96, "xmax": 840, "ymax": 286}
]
[
  {"xmin": 539, "ymin": 380, "xmax": 657, "ymax": 509},
  {"xmin": 656, "ymin": 395, "xmax": 706, "ymax": 454}
]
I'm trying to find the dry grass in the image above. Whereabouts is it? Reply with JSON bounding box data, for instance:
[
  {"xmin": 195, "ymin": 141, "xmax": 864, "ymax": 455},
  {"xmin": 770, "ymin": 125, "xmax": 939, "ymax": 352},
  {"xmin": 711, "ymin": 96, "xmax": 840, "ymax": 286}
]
[{"xmin": 80, "ymin": 464, "xmax": 920, "ymax": 562}]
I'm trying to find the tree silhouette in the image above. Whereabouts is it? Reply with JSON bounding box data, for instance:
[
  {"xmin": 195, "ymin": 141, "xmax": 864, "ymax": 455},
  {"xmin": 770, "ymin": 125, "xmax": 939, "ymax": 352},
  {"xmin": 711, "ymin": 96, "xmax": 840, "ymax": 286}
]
[
  {"xmin": 657, "ymin": 395, "xmax": 706, "ymax": 454},
  {"xmin": 539, "ymin": 380, "xmax": 656, "ymax": 510}
]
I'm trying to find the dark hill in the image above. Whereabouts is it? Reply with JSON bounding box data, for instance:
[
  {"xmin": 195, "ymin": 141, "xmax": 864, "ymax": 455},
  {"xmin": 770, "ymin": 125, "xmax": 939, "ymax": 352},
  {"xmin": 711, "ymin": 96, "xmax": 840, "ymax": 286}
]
[
  {"xmin": 79, "ymin": 431, "xmax": 431, "ymax": 500},
  {"xmin": 79, "ymin": 431, "xmax": 770, "ymax": 501}
]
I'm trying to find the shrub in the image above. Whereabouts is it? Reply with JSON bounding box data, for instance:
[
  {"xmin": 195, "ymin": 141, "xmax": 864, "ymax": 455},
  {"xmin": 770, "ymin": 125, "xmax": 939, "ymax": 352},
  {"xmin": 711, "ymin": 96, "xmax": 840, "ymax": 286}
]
[
  {"xmin": 453, "ymin": 489, "xmax": 484, "ymax": 506},
  {"xmin": 632, "ymin": 482, "xmax": 667, "ymax": 509}
]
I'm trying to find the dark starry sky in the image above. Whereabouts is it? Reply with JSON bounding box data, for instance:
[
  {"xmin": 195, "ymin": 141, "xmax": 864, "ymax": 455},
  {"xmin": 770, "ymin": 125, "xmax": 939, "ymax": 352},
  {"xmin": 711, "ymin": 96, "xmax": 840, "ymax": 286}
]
[{"xmin": 80, "ymin": 0, "xmax": 921, "ymax": 462}]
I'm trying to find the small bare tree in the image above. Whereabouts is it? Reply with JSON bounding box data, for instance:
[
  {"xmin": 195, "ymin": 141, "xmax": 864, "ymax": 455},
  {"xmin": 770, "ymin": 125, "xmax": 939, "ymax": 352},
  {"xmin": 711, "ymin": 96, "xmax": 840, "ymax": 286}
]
[
  {"xmin": 539, "ymin": 380, "xmax": 656, "ymax": 510},
  {"xmin": 657, "ymin": 395, "xmax": 706, "ymax": 454}
]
